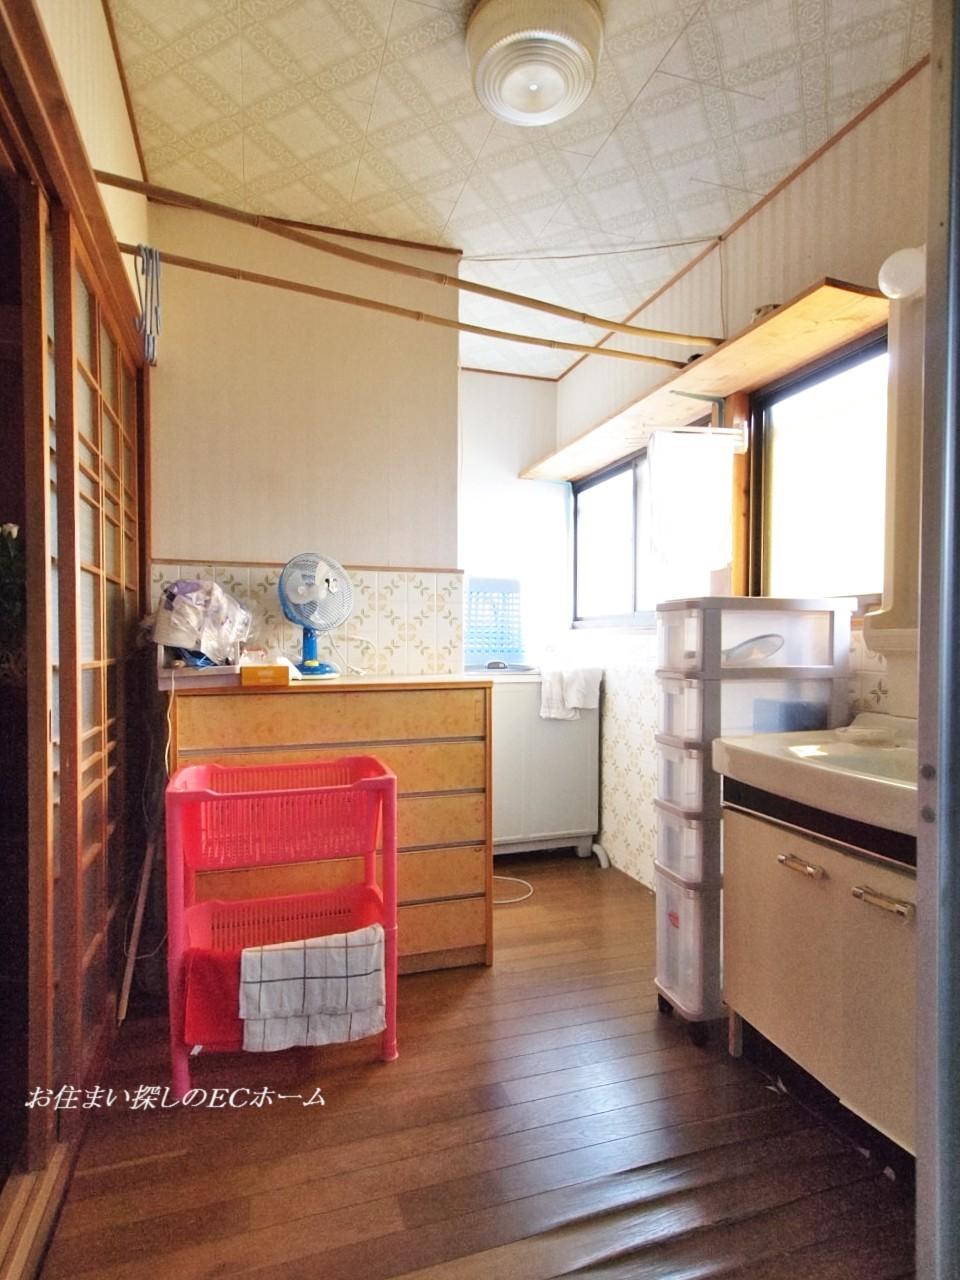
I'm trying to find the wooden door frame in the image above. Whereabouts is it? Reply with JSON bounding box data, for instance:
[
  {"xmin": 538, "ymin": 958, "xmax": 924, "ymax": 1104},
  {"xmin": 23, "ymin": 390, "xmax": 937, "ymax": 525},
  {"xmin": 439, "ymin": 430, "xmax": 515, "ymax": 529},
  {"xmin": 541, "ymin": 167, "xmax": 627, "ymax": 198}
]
[{"xmin": 20, "ymin": 177, "xmax": 54, "ymax": 1172}]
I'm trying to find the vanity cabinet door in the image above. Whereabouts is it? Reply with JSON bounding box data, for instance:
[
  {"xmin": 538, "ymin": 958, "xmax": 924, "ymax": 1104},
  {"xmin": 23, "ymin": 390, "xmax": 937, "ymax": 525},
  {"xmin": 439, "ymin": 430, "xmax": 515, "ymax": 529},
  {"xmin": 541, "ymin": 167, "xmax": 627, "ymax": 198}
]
[
  {"xmin": 834, "ymin": 857, "xmax": 916, "ymax": 1152},
  {"xmin": 724, "ymin": 810, "xmax": 844, "ymax": 1086},
  {"xmin": 724, "ymin": 809, "xmax": 917, "ymax": 1154}
]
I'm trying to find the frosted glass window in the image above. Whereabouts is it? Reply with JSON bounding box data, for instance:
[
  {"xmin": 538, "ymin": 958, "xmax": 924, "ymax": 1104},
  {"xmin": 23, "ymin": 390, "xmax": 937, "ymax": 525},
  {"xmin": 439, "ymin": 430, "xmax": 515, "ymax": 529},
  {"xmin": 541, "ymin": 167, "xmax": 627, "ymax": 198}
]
[
  {"xmin": 764, "ymin": 351, "xmax": 888, "ymax": 598},
  {"xmin": 575, "ymin": 468, "xmax": 635, "ymax": 619}
]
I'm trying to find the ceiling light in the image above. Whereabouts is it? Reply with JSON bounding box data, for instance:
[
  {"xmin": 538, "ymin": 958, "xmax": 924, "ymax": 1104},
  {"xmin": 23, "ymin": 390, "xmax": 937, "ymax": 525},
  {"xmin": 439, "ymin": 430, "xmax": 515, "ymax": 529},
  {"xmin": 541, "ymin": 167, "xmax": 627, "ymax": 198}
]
[{"xmin": 466, "ymin": 0, "xmax": 604, "ymax": 128}]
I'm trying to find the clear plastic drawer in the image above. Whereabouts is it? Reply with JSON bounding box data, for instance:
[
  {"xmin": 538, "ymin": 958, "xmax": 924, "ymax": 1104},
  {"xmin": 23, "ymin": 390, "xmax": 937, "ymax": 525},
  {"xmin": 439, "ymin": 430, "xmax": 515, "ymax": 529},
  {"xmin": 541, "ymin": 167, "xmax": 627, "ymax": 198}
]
[
  {"xmin": 723, "ymin": 678, "xmax": 833, "ymax": 734},
  {"xmin": 658, "ymin": 675, "xmax": 836, "ymax": 742},
  {"xmin": 656, "ymin": 742, "xmax": 704, "ymax": 810},
  {"xmin": 658, "ymin": 677, "xmax": 704, "ymax": 741},
  {"xmin": 657, "ymin": 603, "xmax": 843, "ymax": 674},
  {"xmin": 654, "ymin": 869, "xmax": 721, "ymax": 1019},
  {"xmin": 719, "ymin": 609, "xmax": 835, "ymax": 670},
  {"xmin": 657, "ymin": 610, "xmax": 703, "ymax": 673},
  {"xmin": 655, "ymin": 803, "xmax": 720, "ymax": 884}
]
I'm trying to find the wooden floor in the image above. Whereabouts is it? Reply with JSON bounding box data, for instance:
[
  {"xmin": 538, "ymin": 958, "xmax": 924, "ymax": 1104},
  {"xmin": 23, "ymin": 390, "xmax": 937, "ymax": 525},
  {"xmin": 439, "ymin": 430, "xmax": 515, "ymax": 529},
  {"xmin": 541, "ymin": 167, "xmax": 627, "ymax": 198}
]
[{"xmin": 42, "ymin": 852, "xmax": 915, "ymax": 1280}]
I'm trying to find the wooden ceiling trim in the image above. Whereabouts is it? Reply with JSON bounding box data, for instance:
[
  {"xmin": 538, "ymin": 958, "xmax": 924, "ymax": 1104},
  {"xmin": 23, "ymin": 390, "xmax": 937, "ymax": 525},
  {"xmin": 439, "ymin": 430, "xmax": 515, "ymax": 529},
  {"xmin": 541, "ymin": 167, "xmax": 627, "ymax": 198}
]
[{"xmin": 522, "ymin": 279, "xmax": 889, "ymax": 482}]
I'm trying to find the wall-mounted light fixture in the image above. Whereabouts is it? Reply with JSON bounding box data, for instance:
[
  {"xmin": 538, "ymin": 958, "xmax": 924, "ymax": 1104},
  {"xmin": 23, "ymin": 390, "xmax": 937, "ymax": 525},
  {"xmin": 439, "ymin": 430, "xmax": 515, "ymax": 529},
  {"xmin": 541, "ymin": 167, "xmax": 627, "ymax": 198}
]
[
  {"xmin": 466, "ymin": 0, "xmax": 604, "ymax": 127},
  {"xmin": 878, "ymin": 245, "xmax": 927, "ymax": 299}
]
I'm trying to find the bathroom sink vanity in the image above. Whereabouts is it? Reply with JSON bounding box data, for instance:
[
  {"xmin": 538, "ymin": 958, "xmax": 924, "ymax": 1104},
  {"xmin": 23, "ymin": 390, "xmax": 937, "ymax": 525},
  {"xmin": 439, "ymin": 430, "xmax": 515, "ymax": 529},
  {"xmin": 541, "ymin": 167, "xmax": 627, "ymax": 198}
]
[{"xmin": 715, "ymin": 714, "xmax": 917, "ymax": 1153}]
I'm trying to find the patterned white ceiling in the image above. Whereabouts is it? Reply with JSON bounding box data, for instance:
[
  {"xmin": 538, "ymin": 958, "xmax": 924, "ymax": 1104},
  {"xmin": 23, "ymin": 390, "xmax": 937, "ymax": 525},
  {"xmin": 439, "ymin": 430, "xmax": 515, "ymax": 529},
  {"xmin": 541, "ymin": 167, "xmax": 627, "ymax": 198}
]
[{"xmin": 105, "ymin": 0, "xmax": 931, "ymax": 376}]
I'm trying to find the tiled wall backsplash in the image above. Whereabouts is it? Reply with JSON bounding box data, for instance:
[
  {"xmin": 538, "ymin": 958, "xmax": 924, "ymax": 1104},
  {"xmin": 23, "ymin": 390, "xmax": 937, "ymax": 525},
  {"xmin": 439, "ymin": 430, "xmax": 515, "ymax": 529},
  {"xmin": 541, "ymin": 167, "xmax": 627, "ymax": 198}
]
[
  {"xmin": 150, "ymin": 562, "xmax": 464, "ymax": 676},
  {"xmin": 848, "ymin": 626, "xmax": 917, "ymax": 718}
]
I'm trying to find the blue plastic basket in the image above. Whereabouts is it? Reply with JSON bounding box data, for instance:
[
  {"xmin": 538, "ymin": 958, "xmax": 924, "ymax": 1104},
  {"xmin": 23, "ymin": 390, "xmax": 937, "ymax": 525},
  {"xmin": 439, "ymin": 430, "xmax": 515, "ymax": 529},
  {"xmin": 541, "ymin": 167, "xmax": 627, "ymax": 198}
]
[{"xmin": 464, "ymin": 577, "xmax": 524, "ymax": 666}]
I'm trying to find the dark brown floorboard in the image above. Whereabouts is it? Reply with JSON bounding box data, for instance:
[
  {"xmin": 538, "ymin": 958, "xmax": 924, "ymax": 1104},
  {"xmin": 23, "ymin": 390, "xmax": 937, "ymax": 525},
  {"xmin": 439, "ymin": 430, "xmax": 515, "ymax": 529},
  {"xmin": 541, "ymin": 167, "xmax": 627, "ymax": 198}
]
[{"xmin": 41, "ymin": 851, "xmax": 914, "ymax": 1279}]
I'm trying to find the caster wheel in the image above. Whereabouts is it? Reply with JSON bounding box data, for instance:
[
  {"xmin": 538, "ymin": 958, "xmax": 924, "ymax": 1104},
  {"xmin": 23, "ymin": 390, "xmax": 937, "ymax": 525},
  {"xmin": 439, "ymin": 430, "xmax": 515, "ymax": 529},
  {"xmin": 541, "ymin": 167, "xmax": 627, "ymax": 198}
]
[
  {"xmin": 657, "ymin": 993, "xmax": 674, "ymax": 1016},
  {"xmin": 689, "ymin": 1022, "xmax": 709, "ymax": 1048}
]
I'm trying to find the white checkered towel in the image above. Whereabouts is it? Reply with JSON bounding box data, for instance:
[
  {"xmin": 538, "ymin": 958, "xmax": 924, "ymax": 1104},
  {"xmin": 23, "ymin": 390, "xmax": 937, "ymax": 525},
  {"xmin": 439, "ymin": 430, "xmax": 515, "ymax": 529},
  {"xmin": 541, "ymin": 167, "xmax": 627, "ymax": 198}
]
[{"xmin": 239, "ymin": 923, "xmax": 385, "ymax": 1052}]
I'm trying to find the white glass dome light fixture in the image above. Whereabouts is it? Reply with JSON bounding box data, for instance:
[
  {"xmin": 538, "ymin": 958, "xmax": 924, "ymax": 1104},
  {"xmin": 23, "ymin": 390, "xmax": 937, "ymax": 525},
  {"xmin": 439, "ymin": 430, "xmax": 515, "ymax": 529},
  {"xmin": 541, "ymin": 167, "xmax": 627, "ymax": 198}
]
[
  {"xmin": 465, "ymin": 0, "xmax": 604, "ymax": 127},
  {"xmin": 878, "ymin": 245, "xmax": 927, "ymax": 299}
]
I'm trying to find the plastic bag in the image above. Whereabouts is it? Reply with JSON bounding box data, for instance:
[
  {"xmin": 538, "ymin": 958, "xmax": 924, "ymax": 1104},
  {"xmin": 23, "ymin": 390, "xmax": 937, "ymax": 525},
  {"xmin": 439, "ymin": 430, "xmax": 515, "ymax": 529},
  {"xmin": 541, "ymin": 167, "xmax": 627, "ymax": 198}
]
[{"xmin": 151, "ymin": 579, "xmax": 251, "ymax": 665}]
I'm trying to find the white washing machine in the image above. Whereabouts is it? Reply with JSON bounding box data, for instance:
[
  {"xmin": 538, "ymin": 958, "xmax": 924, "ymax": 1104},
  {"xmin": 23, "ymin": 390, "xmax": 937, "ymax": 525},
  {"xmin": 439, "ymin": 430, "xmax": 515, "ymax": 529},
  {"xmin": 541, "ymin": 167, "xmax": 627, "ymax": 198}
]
[{"xmin": 485, "ymin": 670, "xmax": 600, "ymax": 858}]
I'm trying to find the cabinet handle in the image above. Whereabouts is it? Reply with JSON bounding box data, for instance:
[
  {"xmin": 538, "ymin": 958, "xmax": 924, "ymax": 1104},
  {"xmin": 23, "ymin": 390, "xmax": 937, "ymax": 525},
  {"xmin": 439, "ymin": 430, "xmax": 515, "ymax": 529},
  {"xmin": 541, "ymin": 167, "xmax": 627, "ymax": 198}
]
[
  {"xmin": 777, "ymin": 852, "xmax": 824, "ymax": 879},
  {"xmin": 851, "ymin": 885, "xmax": 915, "ymax": 920}
]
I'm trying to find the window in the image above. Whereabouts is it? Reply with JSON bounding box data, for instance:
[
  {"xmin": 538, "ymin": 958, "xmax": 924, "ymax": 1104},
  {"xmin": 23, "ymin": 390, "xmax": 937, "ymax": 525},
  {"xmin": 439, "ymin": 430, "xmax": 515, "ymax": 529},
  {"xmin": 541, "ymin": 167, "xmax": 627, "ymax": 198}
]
[
  {"xmin": 573, "ymin": 454, "xmax": 656, "ymax": 622},
  {"xmin": 574, "ymin": 434, "xmax": 740, "ymax": 623},
  {"xmin": 574, "ymin": 463, "xmax": 635, "ymax": 620},
  {"xmin": 755, "ymin": 341, "xmax": 888, "ymax": 598}
]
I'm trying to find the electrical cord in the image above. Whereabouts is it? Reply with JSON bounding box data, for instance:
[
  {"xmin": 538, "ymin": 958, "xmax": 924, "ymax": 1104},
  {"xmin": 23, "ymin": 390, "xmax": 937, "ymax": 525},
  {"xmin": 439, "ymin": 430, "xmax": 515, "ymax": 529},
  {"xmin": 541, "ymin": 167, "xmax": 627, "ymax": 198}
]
[{"xmin": 493, "ymin": 874, "xmax": 534, "ymax": 904}]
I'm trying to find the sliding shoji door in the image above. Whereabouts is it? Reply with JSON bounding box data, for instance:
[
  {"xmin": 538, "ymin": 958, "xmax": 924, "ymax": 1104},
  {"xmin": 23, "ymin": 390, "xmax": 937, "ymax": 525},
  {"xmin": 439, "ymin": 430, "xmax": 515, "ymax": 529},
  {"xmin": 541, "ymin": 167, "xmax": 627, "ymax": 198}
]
[
  {"xmin": 19, "ymin": 198, "xmax": 142, "ymax": 1170},
  {"xmin": 56, "ymin": 220, "xmax": 141, "ymax": 1092}
]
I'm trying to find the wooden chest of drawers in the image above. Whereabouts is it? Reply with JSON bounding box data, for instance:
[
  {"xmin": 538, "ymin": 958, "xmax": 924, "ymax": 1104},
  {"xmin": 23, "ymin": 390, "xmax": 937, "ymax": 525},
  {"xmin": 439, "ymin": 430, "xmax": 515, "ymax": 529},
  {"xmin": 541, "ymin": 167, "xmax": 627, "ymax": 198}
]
[{"xmin": 171, "ymin": 678, "xmax": 493, "ymax": 972}]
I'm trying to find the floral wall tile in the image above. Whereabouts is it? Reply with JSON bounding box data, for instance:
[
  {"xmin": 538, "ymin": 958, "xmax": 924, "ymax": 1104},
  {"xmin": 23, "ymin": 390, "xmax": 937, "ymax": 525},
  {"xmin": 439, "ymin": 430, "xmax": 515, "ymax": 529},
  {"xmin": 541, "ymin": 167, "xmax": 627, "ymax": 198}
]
[
  {"xmin": 437, "ymin": 573, "xmax": 464, "ymax": 672},
  {"xmin": 150, "ymin": 560, "xmax": 463, "ymax": 676},
  {"xmin": 406, "ymin": 573, "xmax": 438, "ymax": 675},
  {"xmin": 860, "ymin": 674, "xmax": 890, "ymax": 712}
]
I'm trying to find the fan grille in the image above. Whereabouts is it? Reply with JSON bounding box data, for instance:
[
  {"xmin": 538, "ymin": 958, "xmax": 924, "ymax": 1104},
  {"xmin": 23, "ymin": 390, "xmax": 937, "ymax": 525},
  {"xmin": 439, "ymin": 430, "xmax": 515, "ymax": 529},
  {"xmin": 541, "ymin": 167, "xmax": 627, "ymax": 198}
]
[{"xmin": 279, "ymin": 554, "xmax": 354, "ymax": 631}]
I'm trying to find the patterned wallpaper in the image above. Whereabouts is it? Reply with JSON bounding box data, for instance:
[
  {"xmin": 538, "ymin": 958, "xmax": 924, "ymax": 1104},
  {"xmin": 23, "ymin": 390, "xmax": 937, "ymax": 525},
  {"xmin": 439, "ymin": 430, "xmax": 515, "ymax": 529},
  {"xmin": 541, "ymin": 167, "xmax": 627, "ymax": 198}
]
[
  {"xmin": 596, "ymin": 631, "xmax": 661, "ymax": 890},
  {"xmin": 151, "ymin": 561, "xmax": 463, "ymax": 675}
]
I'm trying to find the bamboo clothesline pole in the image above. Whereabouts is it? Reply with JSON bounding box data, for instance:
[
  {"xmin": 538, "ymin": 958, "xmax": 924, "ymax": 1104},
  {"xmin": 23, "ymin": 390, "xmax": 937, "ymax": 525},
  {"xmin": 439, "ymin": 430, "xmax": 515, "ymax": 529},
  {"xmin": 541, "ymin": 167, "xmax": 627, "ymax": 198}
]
[
  {"xmin": 98, "ymin": 170, "xmax": 720, "ymax": 350},
  {"xmin": 116, "ymin": 242, "xmax": 688, "ymax": 369}
]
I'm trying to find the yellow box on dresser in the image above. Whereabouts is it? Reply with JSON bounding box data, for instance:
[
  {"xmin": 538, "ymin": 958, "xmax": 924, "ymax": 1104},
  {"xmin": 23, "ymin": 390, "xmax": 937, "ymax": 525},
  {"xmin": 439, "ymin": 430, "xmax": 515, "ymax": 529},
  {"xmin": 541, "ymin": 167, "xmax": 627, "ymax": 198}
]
[{"xmin": 170, "ymin": 675, "xmax": 493, "ymax": 973}]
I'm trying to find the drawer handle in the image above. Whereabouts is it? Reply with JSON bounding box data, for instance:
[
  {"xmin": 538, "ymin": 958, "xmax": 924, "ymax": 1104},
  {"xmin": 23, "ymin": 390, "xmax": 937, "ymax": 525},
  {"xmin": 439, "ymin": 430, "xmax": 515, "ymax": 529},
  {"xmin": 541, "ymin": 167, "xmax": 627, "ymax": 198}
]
[
  {"xmin": 777, "ymin": 852, "xmax": 824, "ymax": 879},
  {"xmin": 851, "ymin": 885, "xmax": 915, "ymax": 920}
]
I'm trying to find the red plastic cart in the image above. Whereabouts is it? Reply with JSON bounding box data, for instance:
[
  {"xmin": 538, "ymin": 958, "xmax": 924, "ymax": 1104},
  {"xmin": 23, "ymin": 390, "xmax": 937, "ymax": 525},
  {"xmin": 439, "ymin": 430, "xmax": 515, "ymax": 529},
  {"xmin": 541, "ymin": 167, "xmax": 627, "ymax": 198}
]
[{"xmin": 165, "ymin": 756, "xmax": 398, "ymax": 1097}]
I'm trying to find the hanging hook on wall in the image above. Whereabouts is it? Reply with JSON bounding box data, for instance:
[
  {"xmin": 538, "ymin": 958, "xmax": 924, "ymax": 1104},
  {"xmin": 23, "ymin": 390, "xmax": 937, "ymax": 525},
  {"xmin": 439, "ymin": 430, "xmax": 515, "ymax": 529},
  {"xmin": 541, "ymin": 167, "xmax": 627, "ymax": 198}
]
[{"xmin": 134, "ymin": 243, "xmax": 162, "ymax": 365}]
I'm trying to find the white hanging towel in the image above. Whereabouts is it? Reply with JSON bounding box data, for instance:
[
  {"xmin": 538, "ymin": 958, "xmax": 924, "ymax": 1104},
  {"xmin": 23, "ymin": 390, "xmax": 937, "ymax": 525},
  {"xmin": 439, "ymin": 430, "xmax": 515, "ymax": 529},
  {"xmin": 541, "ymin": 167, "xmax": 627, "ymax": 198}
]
[
  {"xmin": 540, "ymin": 667, "xmax": 603, "ymax": 720},
  {"xmin": 239, "ymin": 923, "xmax": 385, "ymax": 1052}
]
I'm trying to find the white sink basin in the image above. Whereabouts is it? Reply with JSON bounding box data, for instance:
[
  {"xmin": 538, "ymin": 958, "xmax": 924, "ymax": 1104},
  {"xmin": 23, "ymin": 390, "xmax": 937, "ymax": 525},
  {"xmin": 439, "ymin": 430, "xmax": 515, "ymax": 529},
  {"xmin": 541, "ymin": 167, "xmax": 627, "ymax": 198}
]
[{"xmin": 713, "ymin": 713, "xmax": 918, "ymax": 835}]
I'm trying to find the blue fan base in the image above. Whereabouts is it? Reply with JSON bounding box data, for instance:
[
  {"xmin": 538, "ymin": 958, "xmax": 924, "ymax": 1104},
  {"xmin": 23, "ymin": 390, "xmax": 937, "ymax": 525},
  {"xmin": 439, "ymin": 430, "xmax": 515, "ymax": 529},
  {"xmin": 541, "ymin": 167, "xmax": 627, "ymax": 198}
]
[{"xmin": 297, "ymin": 659, "xmax": 340, "ymax": 679}]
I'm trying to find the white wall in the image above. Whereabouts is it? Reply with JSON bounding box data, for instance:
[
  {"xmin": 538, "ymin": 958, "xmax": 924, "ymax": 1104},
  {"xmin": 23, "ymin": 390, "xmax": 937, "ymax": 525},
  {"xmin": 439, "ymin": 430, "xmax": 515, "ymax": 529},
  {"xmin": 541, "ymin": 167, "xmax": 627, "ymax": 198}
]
[
  {"xmin": 149, "ymin": 204, "xmax": 460, "ymax": 568},
  {"xmin": 459, "ymin": 371, "xmax": 569, "ymax": 660},
  {"xmin": 35, "ymin": 0, "xmax": 148, "ymax": 267}
]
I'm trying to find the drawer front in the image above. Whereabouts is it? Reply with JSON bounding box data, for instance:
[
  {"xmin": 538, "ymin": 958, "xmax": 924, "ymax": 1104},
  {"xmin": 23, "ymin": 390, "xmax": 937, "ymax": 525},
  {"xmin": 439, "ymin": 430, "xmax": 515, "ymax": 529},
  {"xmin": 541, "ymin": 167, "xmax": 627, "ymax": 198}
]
[
  {"xmin": 398, "ymin": 897, "xmax": 487, "ymax": 957},
  {"xmin": 196, "ymin": 844, "xmax": 487, "ymax": 906},
  {"xmin": 723, "ymin": 809, "xmax": 844, "ymax": 1085},
  {"xmin": 399, "ymin": 793, "xmax": 486, "ymax": 849},
  {"xmin": 177, "ymin": 740, "xmax": 486, "ymax": 795},
  {"xmin": 176, "ymin": 688, "xmax": 486, "ymax": 752}
]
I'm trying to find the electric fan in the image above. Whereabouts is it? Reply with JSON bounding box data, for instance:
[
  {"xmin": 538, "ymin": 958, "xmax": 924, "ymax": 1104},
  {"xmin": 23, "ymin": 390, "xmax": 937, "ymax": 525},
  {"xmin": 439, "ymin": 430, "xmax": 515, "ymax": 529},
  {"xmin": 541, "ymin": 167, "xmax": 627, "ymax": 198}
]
[{"xmin": 278, "ymin": 552, "xmax": 354, "ymax": 678}]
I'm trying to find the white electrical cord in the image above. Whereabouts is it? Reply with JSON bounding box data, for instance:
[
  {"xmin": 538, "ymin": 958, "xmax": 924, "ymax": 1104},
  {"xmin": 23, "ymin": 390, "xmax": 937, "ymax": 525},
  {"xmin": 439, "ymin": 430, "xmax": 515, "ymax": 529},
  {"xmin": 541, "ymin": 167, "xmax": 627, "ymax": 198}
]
[
  {"xmin": 493, "ymin": 874, "xmax": 534, "ymax": 904},
  {"xmin": 329, "ymin": 633, "xmax": 379, "ymax": 676}
]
